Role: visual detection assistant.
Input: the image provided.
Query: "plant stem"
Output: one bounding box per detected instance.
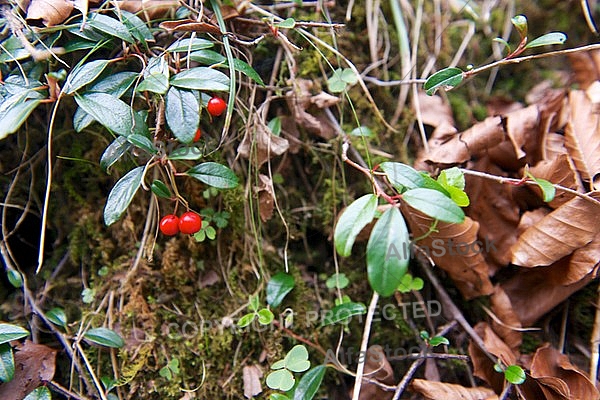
[351,292,379,400]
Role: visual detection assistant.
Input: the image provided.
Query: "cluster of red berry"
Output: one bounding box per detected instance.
[159,212,202,236]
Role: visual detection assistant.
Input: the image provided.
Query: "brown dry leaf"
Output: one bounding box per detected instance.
[419,116,505,166]
[159,19,221,35]
[351,345,394,400]
[468,322,517,393]
[237,115,289,167]
[465,158,521,270]
[530,343,599,400]
[116,0,179,20]
[528,154,580,208]
[505,105,541,160]
[242,364,263,399]
[286,80,338,140]
[417,92,455,128]
[510,192,600,267]
[564,90,600,189]
[410,379,499,400]
[567,50,600,89]
[256,174,275,222]
[501,268,593,326]
[490,286,522,351]
[26,0,73,27]
[0,340,57,400]
[401,205,494,299]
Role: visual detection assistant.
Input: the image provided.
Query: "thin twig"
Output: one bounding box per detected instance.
[392,354,424,400]
[351,292,380,400]
[590,280,600,383]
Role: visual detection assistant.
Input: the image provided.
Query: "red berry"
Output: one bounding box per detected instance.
[207,96,227,117]
[179,211,202,234]
[194,128,202,142]
[160,214,179,236]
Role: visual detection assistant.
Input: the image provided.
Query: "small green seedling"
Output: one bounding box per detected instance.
[326,273,349,289]
[420,330,450,347]
[397,274,424,293]
[159,358,180,380]
[266,345,311,391]
[494,362,526,385]
[238,295,274,327]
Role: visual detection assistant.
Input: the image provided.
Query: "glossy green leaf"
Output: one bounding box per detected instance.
[325,273,349,289]
[444,186,470,207]
[293,365,326,400]
[100,136,131,172]
[0,323,29,345]
[0,36,30,63]
[0,343,14,383]
[366,207,410,297]
[266,272,295,307]
[530,175,555,202]
[504,364,526,385]
[268,117,282,136]
[137,73,169,94]
[151,180,171,198]
[428,336,449,347]
[6,270,22,288]
[511,15,528,39]
[121,10,153,45]
[493,37,511,53]
[83,327,125,348]
[188,51,264,85]
[270,394,290,400]
[257,309,274,325]
[232,58,265,86]
[64,59,110,94]
[284,345,310,373]
[321,302,366,326]
[275,17,296,29]
[167,38,214,52]
[525,32,567,49]
[88,71,138,97]
[23,386,51,400]
[171,67,230,91]
[186,162,238,189]
[0,98,42,140]
[402,188,465,223]
[237,313,255,328]
[397,274,424,293]
[127,134,155,154]
[167,145,203,160]
[334,194,378,257]
[104,166,144,226]
[73,107,95,132]
[249,295,260,312]
[75,92,145,136]
[266,369,295,391]
[380,162,425,191]
[423,67,464,95]
[88,13,134,43]
[271,359,286,370]
[46,307,67,329]
[438,167,465,189]
[165,87,199,143]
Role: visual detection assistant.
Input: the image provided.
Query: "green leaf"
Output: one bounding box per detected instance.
[127,134,155,154]
[232,58,265,86]
[350,126,374,137]
[237,313,255,328]
[186,162,239,189]
[46,307,67,329]
[397,274,423,293]
[0,36,30,63]
[402,188,465,223]
[266,369,295,391]
[284,345,310,373]
[327,68,357,93]
[82,288,95,304]
[165,87,199,143]
[167,145,203,160]
[275,17,296,29]
[366,207,410,297]
[104,166,144,226]
[525,32,567,49]
[530,176,555,202]
[75,92,146,136]
[325,273,349,289]
[293,365,326,400]
[137,73,169,94]
[88,13,134,43]
[428,336,449,347]
[271,359,286,370]
[6,270,23,288]
[249,295,260,312]
[380,162,426,191]
[0,98,42,140]
[171,67,230,91]
[167,38,214,52]
[0,343,14,383]
[23,386,51,400]
[334,194,378,257]
[121,10,154,46]
[83,327,125,348]
[270,394,291,400]
[420,330,430,340]
[151,180,171,199]
[88,71,138,97]
[100,136,131,172]
[266,272,295,307]
[321,302,367,326]
[189,49,227,65]
[257,309,274,325]
[438,167,465,189]
[64,59,110,94]
[511,15,528,39]
[0,323,29,345]
[504,364,526,385]
[423,67,464,95]
[268,117,282,136]
[73,107,95,132]
[444,186,470,207]
[493,37,511,54]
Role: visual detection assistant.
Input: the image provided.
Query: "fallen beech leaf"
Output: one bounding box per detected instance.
[116,0,179,20]
[528,154,580,208]
[501,268,593,326]
[468,322,517,393]
[0,340,57,400]
[510,192,600,267]
[237,115,289,167]
[417,92,455,128]
[242,364,263,399]
[401,205,494,299]
[410,379,498,400]
[567,50,600,89]
[490,286,522,351]
[505,105,541,160]
[564,90,600,190]
[256,174,275,222]
[530,343,599,400]
[350,345,394,400]
[26,0,73,27]
[159,19,221,35]
[486,96,523,116]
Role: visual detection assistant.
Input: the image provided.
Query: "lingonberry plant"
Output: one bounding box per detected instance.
[207,96,227,117]
[178,211,202,235]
